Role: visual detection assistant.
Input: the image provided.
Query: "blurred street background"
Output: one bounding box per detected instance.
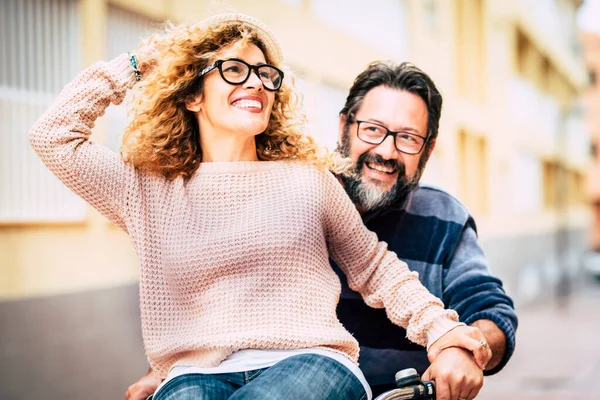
[1,0,600,399]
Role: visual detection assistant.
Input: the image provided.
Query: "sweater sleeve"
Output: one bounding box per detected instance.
[322,171,462,348]
[443,217,518,374]
[29,54,140,230]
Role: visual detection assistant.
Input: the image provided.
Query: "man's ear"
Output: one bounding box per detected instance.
[338,114,348,145]
[185,94,203,113]
[424,138,437,163]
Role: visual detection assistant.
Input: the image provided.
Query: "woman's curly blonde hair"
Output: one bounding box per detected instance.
[122,19,348,180]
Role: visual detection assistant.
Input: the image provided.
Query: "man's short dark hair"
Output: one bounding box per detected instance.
[340,62,443,145]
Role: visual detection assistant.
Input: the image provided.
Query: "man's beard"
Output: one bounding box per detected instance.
[337,131,425,212]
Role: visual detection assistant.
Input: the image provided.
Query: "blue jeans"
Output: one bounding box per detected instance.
[153,353,368,400]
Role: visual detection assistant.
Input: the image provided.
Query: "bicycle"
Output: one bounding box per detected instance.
[374,368,435,400]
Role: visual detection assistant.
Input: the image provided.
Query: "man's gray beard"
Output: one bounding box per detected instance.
[337,129,424,211]
[340,167,420,212]
[341,173,401,211]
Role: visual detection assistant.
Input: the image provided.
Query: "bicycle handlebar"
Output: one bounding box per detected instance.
[373,368,436,400]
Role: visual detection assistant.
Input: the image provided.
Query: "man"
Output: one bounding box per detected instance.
[333,62,517,399]
[126,62,517,400]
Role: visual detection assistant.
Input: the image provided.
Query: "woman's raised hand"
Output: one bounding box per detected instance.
[132,37,165,77]
[427,325,493,371]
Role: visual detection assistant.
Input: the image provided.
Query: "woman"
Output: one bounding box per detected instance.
[30,13,490,400]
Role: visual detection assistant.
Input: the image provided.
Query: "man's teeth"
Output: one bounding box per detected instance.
[233,99,262,109]
[367,162,395,174]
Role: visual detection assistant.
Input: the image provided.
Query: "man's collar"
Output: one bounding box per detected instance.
[362,190,412,222]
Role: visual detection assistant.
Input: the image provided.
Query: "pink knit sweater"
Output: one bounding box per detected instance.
[29,54,461,378]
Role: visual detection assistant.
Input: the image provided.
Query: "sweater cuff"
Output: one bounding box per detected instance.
[107,53,138,90]
[426,317,465,350]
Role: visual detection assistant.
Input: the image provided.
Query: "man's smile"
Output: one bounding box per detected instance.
[365,162,397,175]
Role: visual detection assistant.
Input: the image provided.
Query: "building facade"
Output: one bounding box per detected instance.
[0,0,590,399]
[582,32,600,252]
[408,0,589,303]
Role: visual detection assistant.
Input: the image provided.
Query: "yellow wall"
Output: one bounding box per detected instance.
[582,32,600,248]
[0,0,403,299]
[1,0,590,299]
[418,0,589,240]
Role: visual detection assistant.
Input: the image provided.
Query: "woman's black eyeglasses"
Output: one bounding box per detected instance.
[199,58,284,91]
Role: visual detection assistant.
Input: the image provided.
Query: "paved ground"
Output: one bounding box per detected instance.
[477,278,600,400]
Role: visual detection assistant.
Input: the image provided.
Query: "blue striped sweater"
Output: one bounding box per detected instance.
[333,184,517,386]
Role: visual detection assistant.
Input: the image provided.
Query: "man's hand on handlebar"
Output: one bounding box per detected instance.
[422,347,484,400]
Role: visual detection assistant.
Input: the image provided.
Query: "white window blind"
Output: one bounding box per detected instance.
[511,152,542,213]
[315,83,347,150]
[310,0,409,57]
[0,0,83,223]
[104,6,159,152]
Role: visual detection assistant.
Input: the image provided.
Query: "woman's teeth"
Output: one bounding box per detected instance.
[233,99,262,109]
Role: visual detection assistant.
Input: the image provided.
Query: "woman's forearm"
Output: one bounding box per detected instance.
[29,54,139,228]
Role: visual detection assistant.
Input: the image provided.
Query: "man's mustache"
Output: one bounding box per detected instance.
[355,153,406,177]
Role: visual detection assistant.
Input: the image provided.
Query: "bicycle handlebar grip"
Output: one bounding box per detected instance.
[373,382,435,400]
[373,368,435,400]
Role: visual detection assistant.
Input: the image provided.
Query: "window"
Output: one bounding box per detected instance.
[510,153,543,213]
[0,0,84,223]
[542,161,560,209]
[423,0,440,30]
[103,6,160,153]
[564,103,589,163]
[516,29,577,103]
[314,83,347,150]
[515,29,528,77]
[310,0,409,57]
[281,0,304,6]
[456,0,485,102]
[567,171,586,205]
[457,129,488,216]
[293,73,346,151]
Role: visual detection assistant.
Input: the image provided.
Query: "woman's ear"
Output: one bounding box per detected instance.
[185,94,203,112]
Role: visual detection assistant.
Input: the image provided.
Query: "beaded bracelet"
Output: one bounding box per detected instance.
[128,52,142,82]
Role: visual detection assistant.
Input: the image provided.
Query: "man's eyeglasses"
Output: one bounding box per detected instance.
[355,120,428,155]
[199,58,284,91]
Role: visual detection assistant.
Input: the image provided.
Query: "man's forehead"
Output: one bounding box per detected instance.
[359,86,424,110]
[355,86,428,134]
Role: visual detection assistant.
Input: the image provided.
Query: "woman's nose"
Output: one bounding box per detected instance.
[243,69,264,91]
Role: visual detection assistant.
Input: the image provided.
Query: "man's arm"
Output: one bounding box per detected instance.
[443,217,518,375]
[470,319,506,371]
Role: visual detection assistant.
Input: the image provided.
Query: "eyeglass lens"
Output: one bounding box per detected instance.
[357,121,425,154]
[220,60,282,90]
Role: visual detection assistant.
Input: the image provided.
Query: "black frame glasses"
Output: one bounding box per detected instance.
[199,58,284,91]
[355,120,428,155]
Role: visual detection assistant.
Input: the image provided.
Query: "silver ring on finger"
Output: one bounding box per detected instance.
[480,339,488,347]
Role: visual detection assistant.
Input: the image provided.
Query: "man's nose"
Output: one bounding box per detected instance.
[375,134,399,160]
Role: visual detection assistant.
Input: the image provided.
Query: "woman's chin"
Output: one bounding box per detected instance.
[237,124,269,138]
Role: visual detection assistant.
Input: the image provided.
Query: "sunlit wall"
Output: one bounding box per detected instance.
[0,0,593,398]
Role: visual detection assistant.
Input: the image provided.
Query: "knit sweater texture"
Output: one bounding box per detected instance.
[29,54,460,378]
